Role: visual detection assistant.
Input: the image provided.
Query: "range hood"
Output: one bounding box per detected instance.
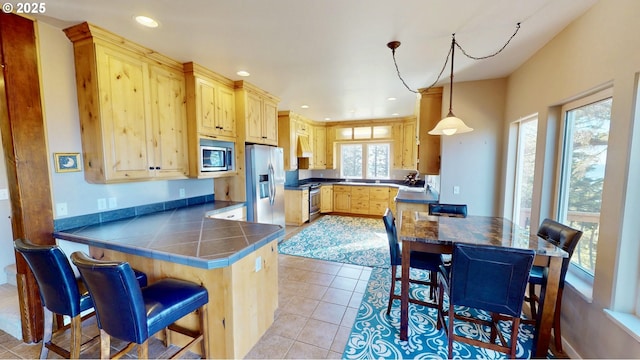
[297,136,313,158]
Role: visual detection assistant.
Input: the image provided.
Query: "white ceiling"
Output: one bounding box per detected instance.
[35,0,597,122]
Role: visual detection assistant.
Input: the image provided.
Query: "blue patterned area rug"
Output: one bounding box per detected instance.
[278,215,389,268]
[343,267,545,359]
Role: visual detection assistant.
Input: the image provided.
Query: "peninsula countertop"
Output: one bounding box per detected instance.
[395,188,439,204]
[53,202,285,270]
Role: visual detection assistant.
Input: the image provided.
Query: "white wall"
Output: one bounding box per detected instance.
[37,21,215,219]
[0,131,14,284]
[439,78,507,217]
[503,0,640,357]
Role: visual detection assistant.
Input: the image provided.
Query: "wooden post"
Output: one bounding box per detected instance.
[0,12,55,342]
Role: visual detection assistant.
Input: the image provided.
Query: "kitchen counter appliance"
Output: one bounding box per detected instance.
[308,183,321,222]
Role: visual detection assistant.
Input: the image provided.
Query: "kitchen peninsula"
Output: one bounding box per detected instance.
[53,203,284,359]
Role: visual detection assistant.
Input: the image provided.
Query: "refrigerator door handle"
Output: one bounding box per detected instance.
[268,163,275,205]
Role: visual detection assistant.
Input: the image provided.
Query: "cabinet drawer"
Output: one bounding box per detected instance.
[333,185,352,193]
[350,200,370,214]
[369,187,389,201]
[369,200,388,216]
[351,187,369,200]
[209,207,246,221]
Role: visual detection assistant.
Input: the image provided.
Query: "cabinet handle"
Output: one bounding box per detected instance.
[202,134,218,139]
[226,214,235,219]
[149,167,154,170]
[155,166,161,170]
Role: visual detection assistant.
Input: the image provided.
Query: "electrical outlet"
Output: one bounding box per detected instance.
[255,256,262,272]
[97,198,106,210]
[0,188,8,200]
[56,203,68,216]
[453,186,460,195]
[108,197,117,209]
[179,188,186,198]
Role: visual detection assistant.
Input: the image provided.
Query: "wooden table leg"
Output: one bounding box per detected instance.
[533,255,562,358]
[400,241,411,341]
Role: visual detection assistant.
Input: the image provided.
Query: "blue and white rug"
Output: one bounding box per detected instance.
[279,215,389,268]
[343,266,541,359]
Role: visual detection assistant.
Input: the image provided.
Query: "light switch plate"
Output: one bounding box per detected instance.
[0,188,8,200]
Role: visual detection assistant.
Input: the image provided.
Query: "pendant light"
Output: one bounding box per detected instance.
[428,35,473,136]
[386,23,521,136]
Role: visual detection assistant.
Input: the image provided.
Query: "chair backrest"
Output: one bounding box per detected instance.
[537,218,583,284]
[71,251,148,344]
[449,243,535,317]
[14,239,85,317]
[382,208,401,266]
[429,203,467,217]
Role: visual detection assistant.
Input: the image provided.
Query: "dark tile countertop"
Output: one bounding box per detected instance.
[53,202,284,270]
[284,179,426,190]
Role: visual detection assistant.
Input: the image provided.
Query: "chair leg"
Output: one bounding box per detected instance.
[100,329,111,360]
[387,265,397,315]
[510,317,521,357]
[447,304,455,359]
[553,289,564,353]
[528,284,538,320]
[429,270,437,300]
[70,314,82,359]
[200,304,210,358]
[40,307,53,359]
[137,340,149,360]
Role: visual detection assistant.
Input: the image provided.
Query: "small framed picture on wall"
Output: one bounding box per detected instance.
[54,153,82,173]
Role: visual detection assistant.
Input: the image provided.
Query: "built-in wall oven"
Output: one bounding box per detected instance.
[309,183,321,222]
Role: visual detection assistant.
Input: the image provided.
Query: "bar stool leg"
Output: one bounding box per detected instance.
[200,304,209,358]
[41,307,53,359]
[100,329,111,360]
[70,314,82,359]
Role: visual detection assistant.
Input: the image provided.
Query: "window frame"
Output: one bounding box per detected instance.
[338,141,391,180]
[555,87,613,283]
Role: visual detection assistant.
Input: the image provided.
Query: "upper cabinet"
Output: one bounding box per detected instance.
[184,62,236,141]
[392,120,417,170]
[236,81,279,146]
[313,126,327,169]
[64,22,188,183]
[417,87,443,174]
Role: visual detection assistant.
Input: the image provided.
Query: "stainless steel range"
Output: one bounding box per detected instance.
[308,183,321,222]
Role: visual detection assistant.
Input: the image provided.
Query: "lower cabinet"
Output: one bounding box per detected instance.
[333,185,351,213]
[285,189,309,226]
[320,185,333,213]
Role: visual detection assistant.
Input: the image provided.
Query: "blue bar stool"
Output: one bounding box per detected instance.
[71,251,209,359]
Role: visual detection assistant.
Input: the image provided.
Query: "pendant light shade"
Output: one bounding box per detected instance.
[428,112,473,135]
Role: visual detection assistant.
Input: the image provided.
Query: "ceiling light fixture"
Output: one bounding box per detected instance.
[387,23,521,136]
[236,70,250,77]
[135,15,159,28]
[301,104,309,109]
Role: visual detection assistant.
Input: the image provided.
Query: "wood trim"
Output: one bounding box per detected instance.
[0,12,54,342]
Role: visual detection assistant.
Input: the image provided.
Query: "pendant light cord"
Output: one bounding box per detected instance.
[389,23,521,93]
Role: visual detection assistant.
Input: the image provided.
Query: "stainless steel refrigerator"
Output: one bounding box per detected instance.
[245,144,285,228]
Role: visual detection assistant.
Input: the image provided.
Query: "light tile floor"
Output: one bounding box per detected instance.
[0,221,370,359]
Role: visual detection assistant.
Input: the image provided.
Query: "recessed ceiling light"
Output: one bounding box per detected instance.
[236,70,250,77]
[392,113,400,116]
[324,117,331,121]
[301,105,309,109]
[387,97,397,101]
[135,15,159,28]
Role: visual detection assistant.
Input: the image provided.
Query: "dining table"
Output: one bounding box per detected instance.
[398,211,568,358]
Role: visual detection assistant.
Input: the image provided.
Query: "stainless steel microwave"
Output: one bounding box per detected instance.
[200,146,233,172]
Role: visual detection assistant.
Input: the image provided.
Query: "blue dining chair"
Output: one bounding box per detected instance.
[383,208,444,315]
[13,239,148,359]
[437,243,535,358]
[428,203,468,217]
[526,218,582,353]
[71,251,209,359]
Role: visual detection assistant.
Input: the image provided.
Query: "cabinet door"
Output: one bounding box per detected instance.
[195,77,219,136]
[96,45,152,180]
[262,99,279,145]
[326,127,335,169]
[149,65,188,179]
[320,185,333,213]
[314,127,327,169]
[217,84,236,138]
[245,91,264,143]
[284,190,302,225]
[301,189,310,222]
[333,189,351,213]
[402,122,417,169]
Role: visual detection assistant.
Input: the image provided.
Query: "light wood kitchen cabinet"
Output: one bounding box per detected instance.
[208,206,246,221]
[320,185,333,213]
[417,87,443,174]
[312,126,327,169]
[285,189,309,226]
[369,186,390,216]
[350,186,370,215]
[237,81,279,146]
[184,62,236,141]
[326,127,336,169]
[64,22,188,183]
[392,120,418,170]
[333,185,351,213]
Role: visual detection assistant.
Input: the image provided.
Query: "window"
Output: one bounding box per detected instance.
[340,143,390,179]
[558,89,612,276]
[512,116,538,236]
